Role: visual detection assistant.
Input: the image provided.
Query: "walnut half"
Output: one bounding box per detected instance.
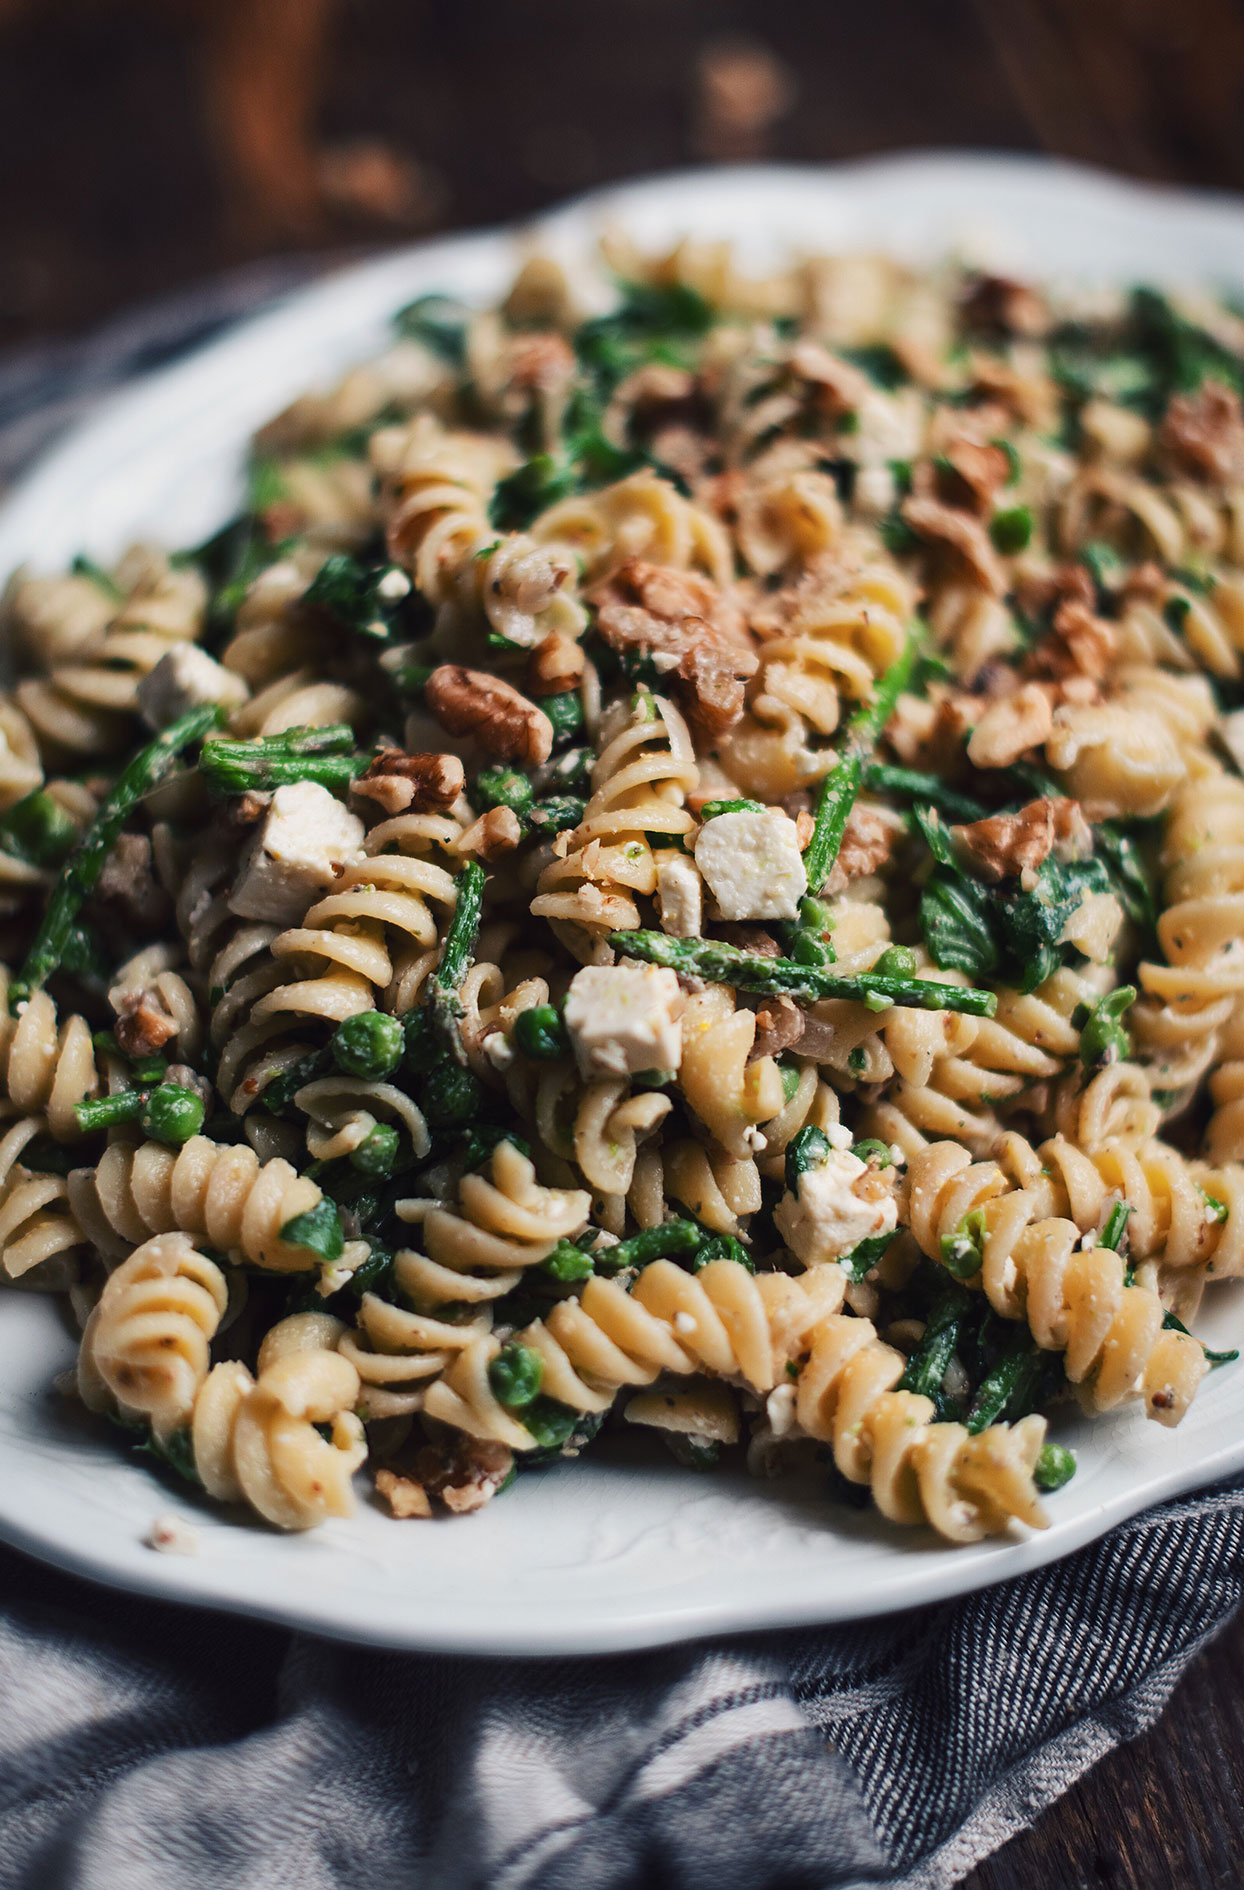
[424,665,554,767]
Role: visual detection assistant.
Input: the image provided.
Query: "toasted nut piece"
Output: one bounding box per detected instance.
[961,273,1051,339]
[114,991,179,1059]
[901,496,1007,595]
[1026,599,1117,703]
[951,795,1090,886]
[825,803,899,893]
[453,804,523,861]
[374,1469,433,1519]
[352,749,466,816]
[966,682,1053,770]
[413,1438,514,1513]
[526,631,585,696]
[749,994,805,1062]
[1160,379,1244,484]
[425,666,553,767]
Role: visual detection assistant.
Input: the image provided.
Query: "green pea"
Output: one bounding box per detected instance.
[989,505,1033,554]
[941,1206,987,1279]
[513,1005,569,1060]
[543,692,585,747]
[141,1084,206,1148]
[422,1061,482,1127]
[1034,1442,1077,1492]
[349,1124,399,1176]
[488,1342,544,1410]
[474,767,534,816]
[874,944,917,979]
[541,1239,595,1282]
[519,1395,581,1450]
[1079,985,1135,1072]
[779,1063,802,1105]
[789,930,832,967]
[332,1010,404,1079]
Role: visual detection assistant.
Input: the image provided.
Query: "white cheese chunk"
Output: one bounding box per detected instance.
[774,1148,898,1268]
[656,853,703,938]
[564,964,684,1080]
[228,781,365,925]
[137,644,248,730]
[694,809,807,922]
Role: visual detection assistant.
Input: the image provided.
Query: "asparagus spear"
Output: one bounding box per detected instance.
[862,764,988,824]
[428,859,487,1059]
[613,930,997,1017]
[803,631,917,893]
[200,725,366,795]
[10,703,219,1011]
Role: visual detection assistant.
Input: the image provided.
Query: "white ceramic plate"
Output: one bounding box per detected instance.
[2,154,1244,1655]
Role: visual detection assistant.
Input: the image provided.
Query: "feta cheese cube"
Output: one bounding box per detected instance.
[774,1147,898,1268]
[657,854,703,938]
[137,644,248,730]
[228,781,365,925]
[564,964,684,1080]
[694,809,807,922]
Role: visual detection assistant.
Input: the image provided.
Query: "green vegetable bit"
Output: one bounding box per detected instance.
[1034,1442,1077,1492]
[1079,986,1135,1071]
[1099,1201,1131,1252]
[614,930,997,1018]
[427,859,487,1058]
[513,1005,570,1061]
[941,1207,987,1280]
[0,789,80,869]
[200,725,366,795]
[474,767,534,817]
[332,1010,405,1080]
[988,505,1033,554]
[489,1342,545,1411]
[350,1124,400,1177]
[280,1198,345,1264]
[12,703,220,1011]
[785,1125,829,1194]
[803,630,918,895]
[141,1084,206,1147]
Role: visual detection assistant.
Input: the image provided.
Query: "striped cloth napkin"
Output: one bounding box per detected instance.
[0,271,1241,1890]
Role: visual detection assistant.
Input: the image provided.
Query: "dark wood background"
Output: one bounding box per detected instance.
[1,1,1243,1882]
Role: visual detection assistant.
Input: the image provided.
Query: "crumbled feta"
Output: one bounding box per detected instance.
[376,566,411,602]
[145,1513,199,1556]
[137,644,248,730]
[484,1031,517,1071]
[657,854,703,938]
[694,809,807,922]
[228,781,365,925]
[774,1147,898,1267]
[825,1121,853,1150]
[564,964,684,1080]
[765,1382,797,1438]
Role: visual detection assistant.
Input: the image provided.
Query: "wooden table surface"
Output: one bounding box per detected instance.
[1,1,1243,1881]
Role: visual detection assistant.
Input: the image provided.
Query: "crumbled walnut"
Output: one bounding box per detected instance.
[964,353,1059,433]
[961,273,1051,339]
[966,682,1054,770]
[885,690,977,771]
[939,436,1012,515]
[794,809,815,849]
[900,496,1007,595]
[649,424,712,484]
[786,341,872,414]
[374,1468,433,1519]
[825,804,897,893]
[1121,561,1166,603]
[749,994,805,1061]
[454,804,523,861]
[1159,379,1244,483]
[526,632,585,696]
[591,559,758,739]
[951,795,1090,886]
[608,362,696,412]
[93,832,171,932]
[1026,599,1118,703]
[1013,562,1095,622]
[506,330,576,394]
[716,924,782,957]
[413,1437,514,1513]
[352,748,466,816]
[113,990,178,1059]
[424,666,553,767]
[230,790,272,829]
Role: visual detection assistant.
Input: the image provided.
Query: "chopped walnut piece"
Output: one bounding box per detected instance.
[93,832,172,932]
[374,1468,433,1519]
[1121,561,1166,603]
[1026,599,1118,703]
[113,990,178,1059]
[1013,562,1095,622]
[716,924,782,957]
[825,804,898,893]
[886,690,977,772]
[951,795,1091,886]
[425,666,553,767]
[454,804,523,861]
[966,683,1054,770]
[352,749,466,817]
[413,1438,514,1513]
[964,353,1059,433]
[786,341,872,414]
[526,632,585,696]
[900,496,1007,595]
[749,994,805,1061]
[961,273,1051,339]
[937,435,1012,515]
[506,331,576,394]
[1159,379,1244,484]
[591,559,758,739]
